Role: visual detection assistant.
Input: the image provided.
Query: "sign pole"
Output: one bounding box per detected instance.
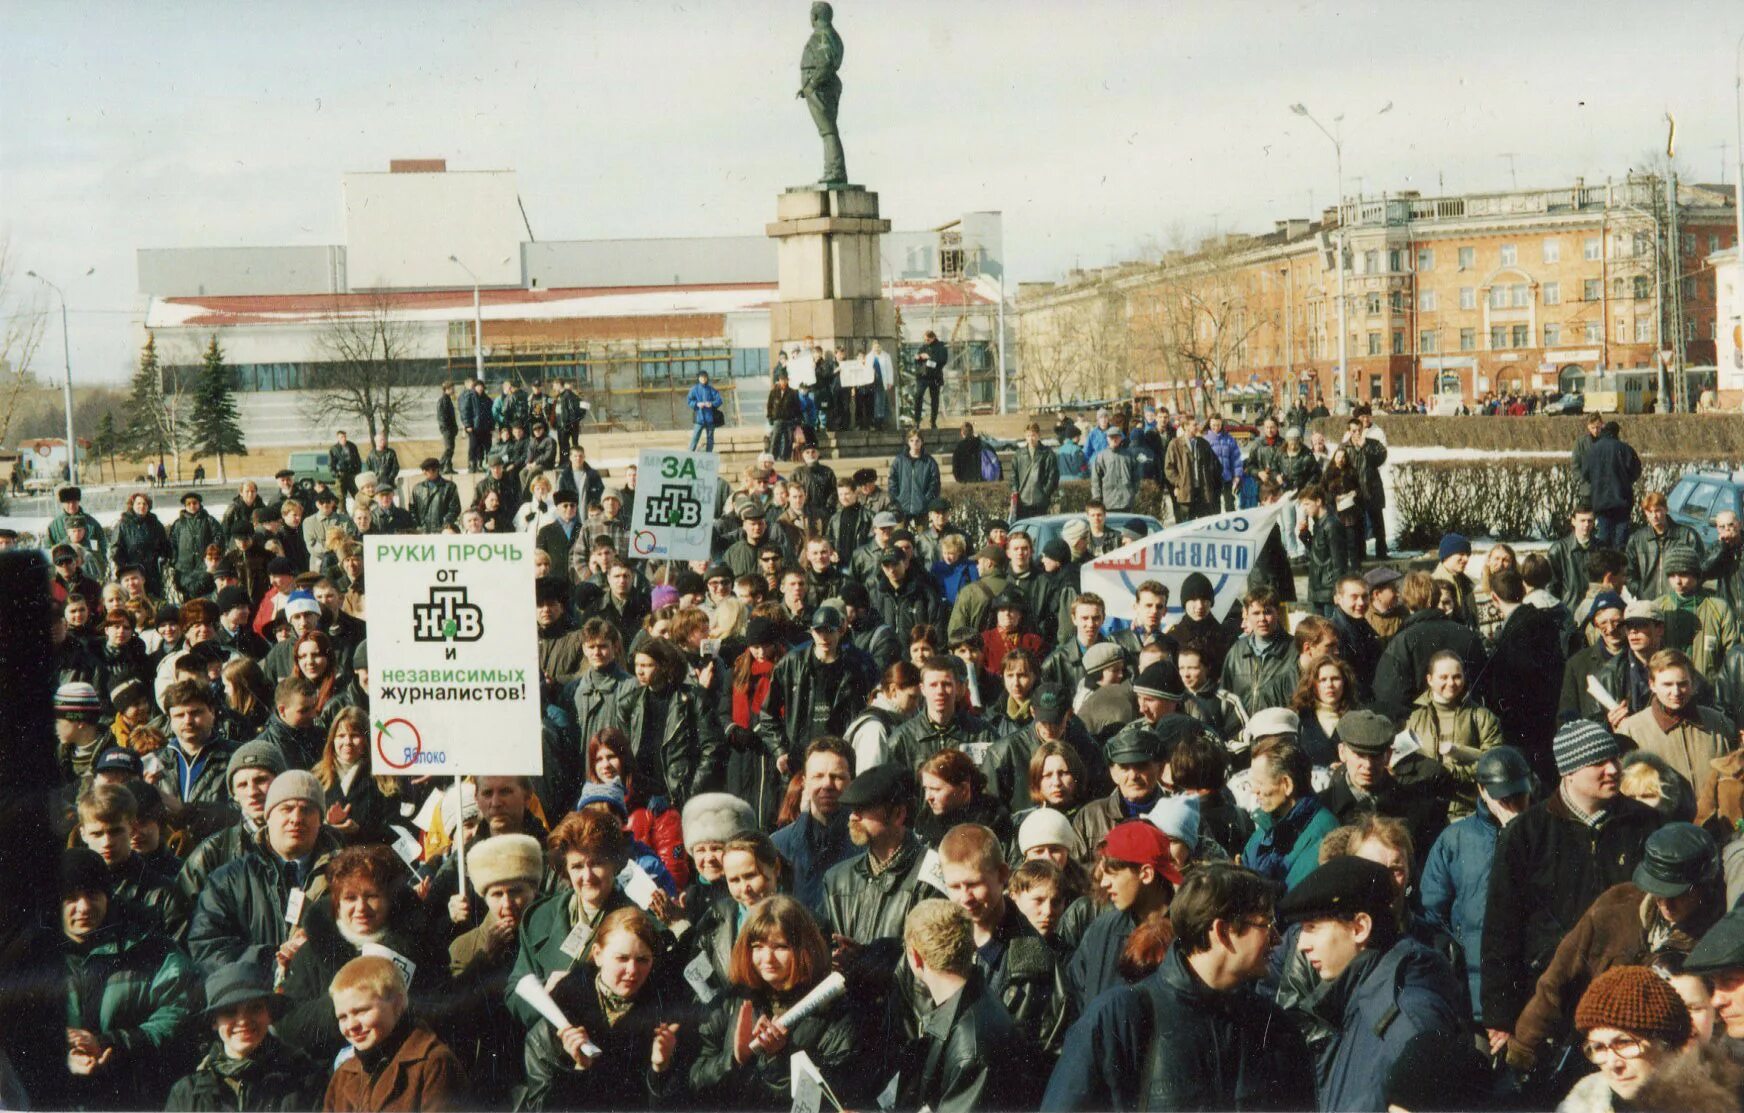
[453,776,469,898]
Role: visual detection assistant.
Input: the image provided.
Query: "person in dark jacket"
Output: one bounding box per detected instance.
[769,739,857,914]
[1277,856,1463,1113]
[890,430,943,523]
[614,637,723,809]
[868,547,946,639]
[60,848,198,1112]
[1481,720,1663,1037]
[1476,569,1569,780]
[436,381,460,473]
[1317,709,1456,872]
[1372,587,1488,712]
[1011,422,1060,519]
[328,430,363,502]
[113,491,172,597]
[1064,820,1182,1013]
[460,379,494,473]
[411,458,462,533]
[1041,863,1317,1112]
[913,330,948,429]
[890,899,1034,1112]
[950,421,985,484]
[766,371,802,460]
[165,961,323,1112]
[1626,489,1707,600]
[820,764,936,946]
[1580,421,1642,550]
[689,895,869,1110]
[1219,589,1299,715]
[1298,484,1354,615]
[754,605,879,776]
[1547,503,1600,613]
[169,491,225,591]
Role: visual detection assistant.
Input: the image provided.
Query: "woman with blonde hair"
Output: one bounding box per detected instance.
[312,706,402,845]
[515,470,558,534]
[1476,542,1518,644]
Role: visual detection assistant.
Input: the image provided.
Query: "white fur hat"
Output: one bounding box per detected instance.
[682,793,757,852]
[1017,807,1084,857]
[467,834,543,893]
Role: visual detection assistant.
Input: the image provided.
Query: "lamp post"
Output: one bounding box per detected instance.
[25,266,92,485]
[1291,103,1348,411]
[1734,33,1743,371]
[448,255,485,384]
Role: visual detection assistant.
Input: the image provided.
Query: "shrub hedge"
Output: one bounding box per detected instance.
[1312,414,1744,455]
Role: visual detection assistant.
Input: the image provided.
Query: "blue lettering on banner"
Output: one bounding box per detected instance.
[1151,540,1252,572]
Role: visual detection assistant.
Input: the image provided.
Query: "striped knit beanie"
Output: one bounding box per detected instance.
[1554,719,1623,778]
[1573,965,1692,1047]
[53,682,102,723]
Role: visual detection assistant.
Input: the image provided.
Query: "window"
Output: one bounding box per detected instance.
[1636,318,1652,342]
[1683,234,1696,253]
[1683,277,1696,299]
[1543,281,1561,305]
[1584,321,1602,343]
[1389,290,1403,312]
[1511,324,1530,348]
[1584,237,1601,261]
[1542,239,1561,263]
[1417,248,1435,271]
[1366,292,1382,315]
[1500,244,1518,266]
[1419,290,1438,311]
[1686,319,1698,340]
[1510,284,1530,308]
[1489,286,1509,310]
[1364,250,1380,274]
[1617,322,1630,344]
[1367,332,1382,355]
[1460,286,1476,310]
[1420,330,1438,353]
[1388,249,1405,272]
[1458,246,1475,270]
[1583,278,1601,301]
[1460,328,1477,351]
[1392,330,1405,355]
[1543,323,1561,346]
[1711,235,1722,253]
[1633,276,1651,300]
[1490,326,1508,349]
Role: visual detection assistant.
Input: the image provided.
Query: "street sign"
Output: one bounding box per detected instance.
[629,448,720,563]
[364,536,541,776]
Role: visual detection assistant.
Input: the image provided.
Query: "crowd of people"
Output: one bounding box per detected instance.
[15,394,1744,1113]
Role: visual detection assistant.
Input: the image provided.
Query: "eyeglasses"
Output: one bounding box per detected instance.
[1582,1035,1650,1063]
[1237,917,1281,941]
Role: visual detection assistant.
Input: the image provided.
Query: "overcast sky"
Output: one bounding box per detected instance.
[3,0,1741,383]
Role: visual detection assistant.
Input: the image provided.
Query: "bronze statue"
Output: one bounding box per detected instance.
[798,1,846,185]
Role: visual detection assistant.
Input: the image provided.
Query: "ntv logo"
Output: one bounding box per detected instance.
[412,586,485,642]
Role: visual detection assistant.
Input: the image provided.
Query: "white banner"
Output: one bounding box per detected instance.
[787,352,817,387]
[629,449,720,563]
[1080,500,1291,624]
[364,536,542,776]
[837,358,873,388]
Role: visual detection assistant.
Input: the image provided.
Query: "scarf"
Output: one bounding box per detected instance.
[596,976,635,1027]
[732,657,778,729]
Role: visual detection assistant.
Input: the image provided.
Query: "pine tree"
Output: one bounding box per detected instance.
[190,335,246,484]
[125,334,167,463]
[91,410,121,483]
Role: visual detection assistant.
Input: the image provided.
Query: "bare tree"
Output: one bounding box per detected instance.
[307,292,420,441]
[1126,237,1267,415]
[0,236,47,448]
[1014,280,1129,408]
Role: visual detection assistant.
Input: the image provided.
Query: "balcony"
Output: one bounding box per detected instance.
[1339,181,1657,229]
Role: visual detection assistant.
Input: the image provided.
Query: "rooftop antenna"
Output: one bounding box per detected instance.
[1499,152,1519,190]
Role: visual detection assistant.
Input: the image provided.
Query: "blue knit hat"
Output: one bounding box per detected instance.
[1438,533,1472,562]
[1590,591,1627,618]
[578,780,628,818]
[1554,719,1623,777]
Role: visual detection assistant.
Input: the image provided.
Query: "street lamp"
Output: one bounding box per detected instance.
[1291,103,1348,410]
[25,266,93,485]
[448,255,486,385]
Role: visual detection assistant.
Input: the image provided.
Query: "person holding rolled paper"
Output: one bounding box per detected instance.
[516,906,687,1111]
[689,894,866,1109]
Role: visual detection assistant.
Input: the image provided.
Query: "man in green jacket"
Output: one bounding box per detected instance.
[1657,545,1740,678]
[1010,422,1060,520]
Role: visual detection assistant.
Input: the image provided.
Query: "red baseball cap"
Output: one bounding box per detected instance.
[1102,820,1184,886]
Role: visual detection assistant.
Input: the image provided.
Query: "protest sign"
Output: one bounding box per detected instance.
[1079,500,1293,624]
[629,448,719,563]
[365,536,541,776]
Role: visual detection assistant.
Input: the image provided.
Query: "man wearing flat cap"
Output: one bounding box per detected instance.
[1508,821,1723,1071]
[1318,707,1456,863]
[820,764,934,948]
[1278,856,1463,1113]
[1481,719,1663,1044]
[1071,720,1179,864]
[411,456,461,534]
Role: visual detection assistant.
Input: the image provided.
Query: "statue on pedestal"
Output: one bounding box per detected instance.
[797,2,847,185]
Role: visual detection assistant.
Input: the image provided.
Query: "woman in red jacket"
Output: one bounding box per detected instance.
[587,726,690,889]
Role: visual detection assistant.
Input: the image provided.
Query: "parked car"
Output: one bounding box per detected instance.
[1542,392,1585,415]
[1667,468,1744,545]
[1008,511,1166,553]
[286,450,335,485]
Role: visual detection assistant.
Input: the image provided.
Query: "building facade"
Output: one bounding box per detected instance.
[1017,176,1737,413]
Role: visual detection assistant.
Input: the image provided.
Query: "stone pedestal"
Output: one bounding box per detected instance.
[766,185,897,362]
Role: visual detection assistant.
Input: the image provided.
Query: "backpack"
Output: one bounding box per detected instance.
[979,446,1003,483]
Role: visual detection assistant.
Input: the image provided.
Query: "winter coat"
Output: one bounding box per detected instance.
[113,508,172,592]
[1163,435,1221,506]
[1041,943,1316,1113]
[1219,635,1299,715]
[365,447,401,490]
[887,710,991,776]
[1089,447,1140,512]
[819,833,934,943]
[892,969,1032,1113]
[165,1036,324,1112]
[1406,693,1505,811]
[503,888,645,1030]
[1617,704,1738,792]
[1479,791,1662,1030]
[1579,432,1641,515]
[1314,937,1462,1113]
[63,903,198,1111]
[867,568,946,640]
[1659,589,1742,678]
[1373,609,1489,711]
[1011,443,1060,512]
[888,451,942,520]
[1243,794,1342,890]
[686,381,724,425]
[1699,747,1744,835]
[1063,904,1146,1015]
[1303,511,1354,605]
[186,828,342,974]
[771,808,856,915]
[1626,523,1705,600]
[1205,429,1244,484]
[689,988,866,1111]
[323,1020,466,1112]
[412,477,461,533]
[753,646,880,769]
[611,680,724,810]
[1420,807,1504,1020]
[1055,440,1088,481]
[1547,533,1595,613]
[515,963,684,1112]
[170,508,225,576]
[1277,446,1321,491]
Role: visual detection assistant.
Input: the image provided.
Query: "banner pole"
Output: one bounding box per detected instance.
[454,776,469,898]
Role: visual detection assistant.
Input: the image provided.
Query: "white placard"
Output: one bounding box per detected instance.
[284,887,306,927]
[683,951,718,1004]
[617,859,661,910]
[918,849,951,895]
[365,536,541,776]
[1586,675,1622,713]
[788,353,817,387]
[628,449,720,563]
[361,942,417,991]
[837,358,873,389]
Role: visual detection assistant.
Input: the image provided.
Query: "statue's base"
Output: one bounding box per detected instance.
[766,183,896,370]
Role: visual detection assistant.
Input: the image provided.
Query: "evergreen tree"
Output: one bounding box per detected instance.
[91,410,121,483]
[190,334,246,484]
[125,333,167,463]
